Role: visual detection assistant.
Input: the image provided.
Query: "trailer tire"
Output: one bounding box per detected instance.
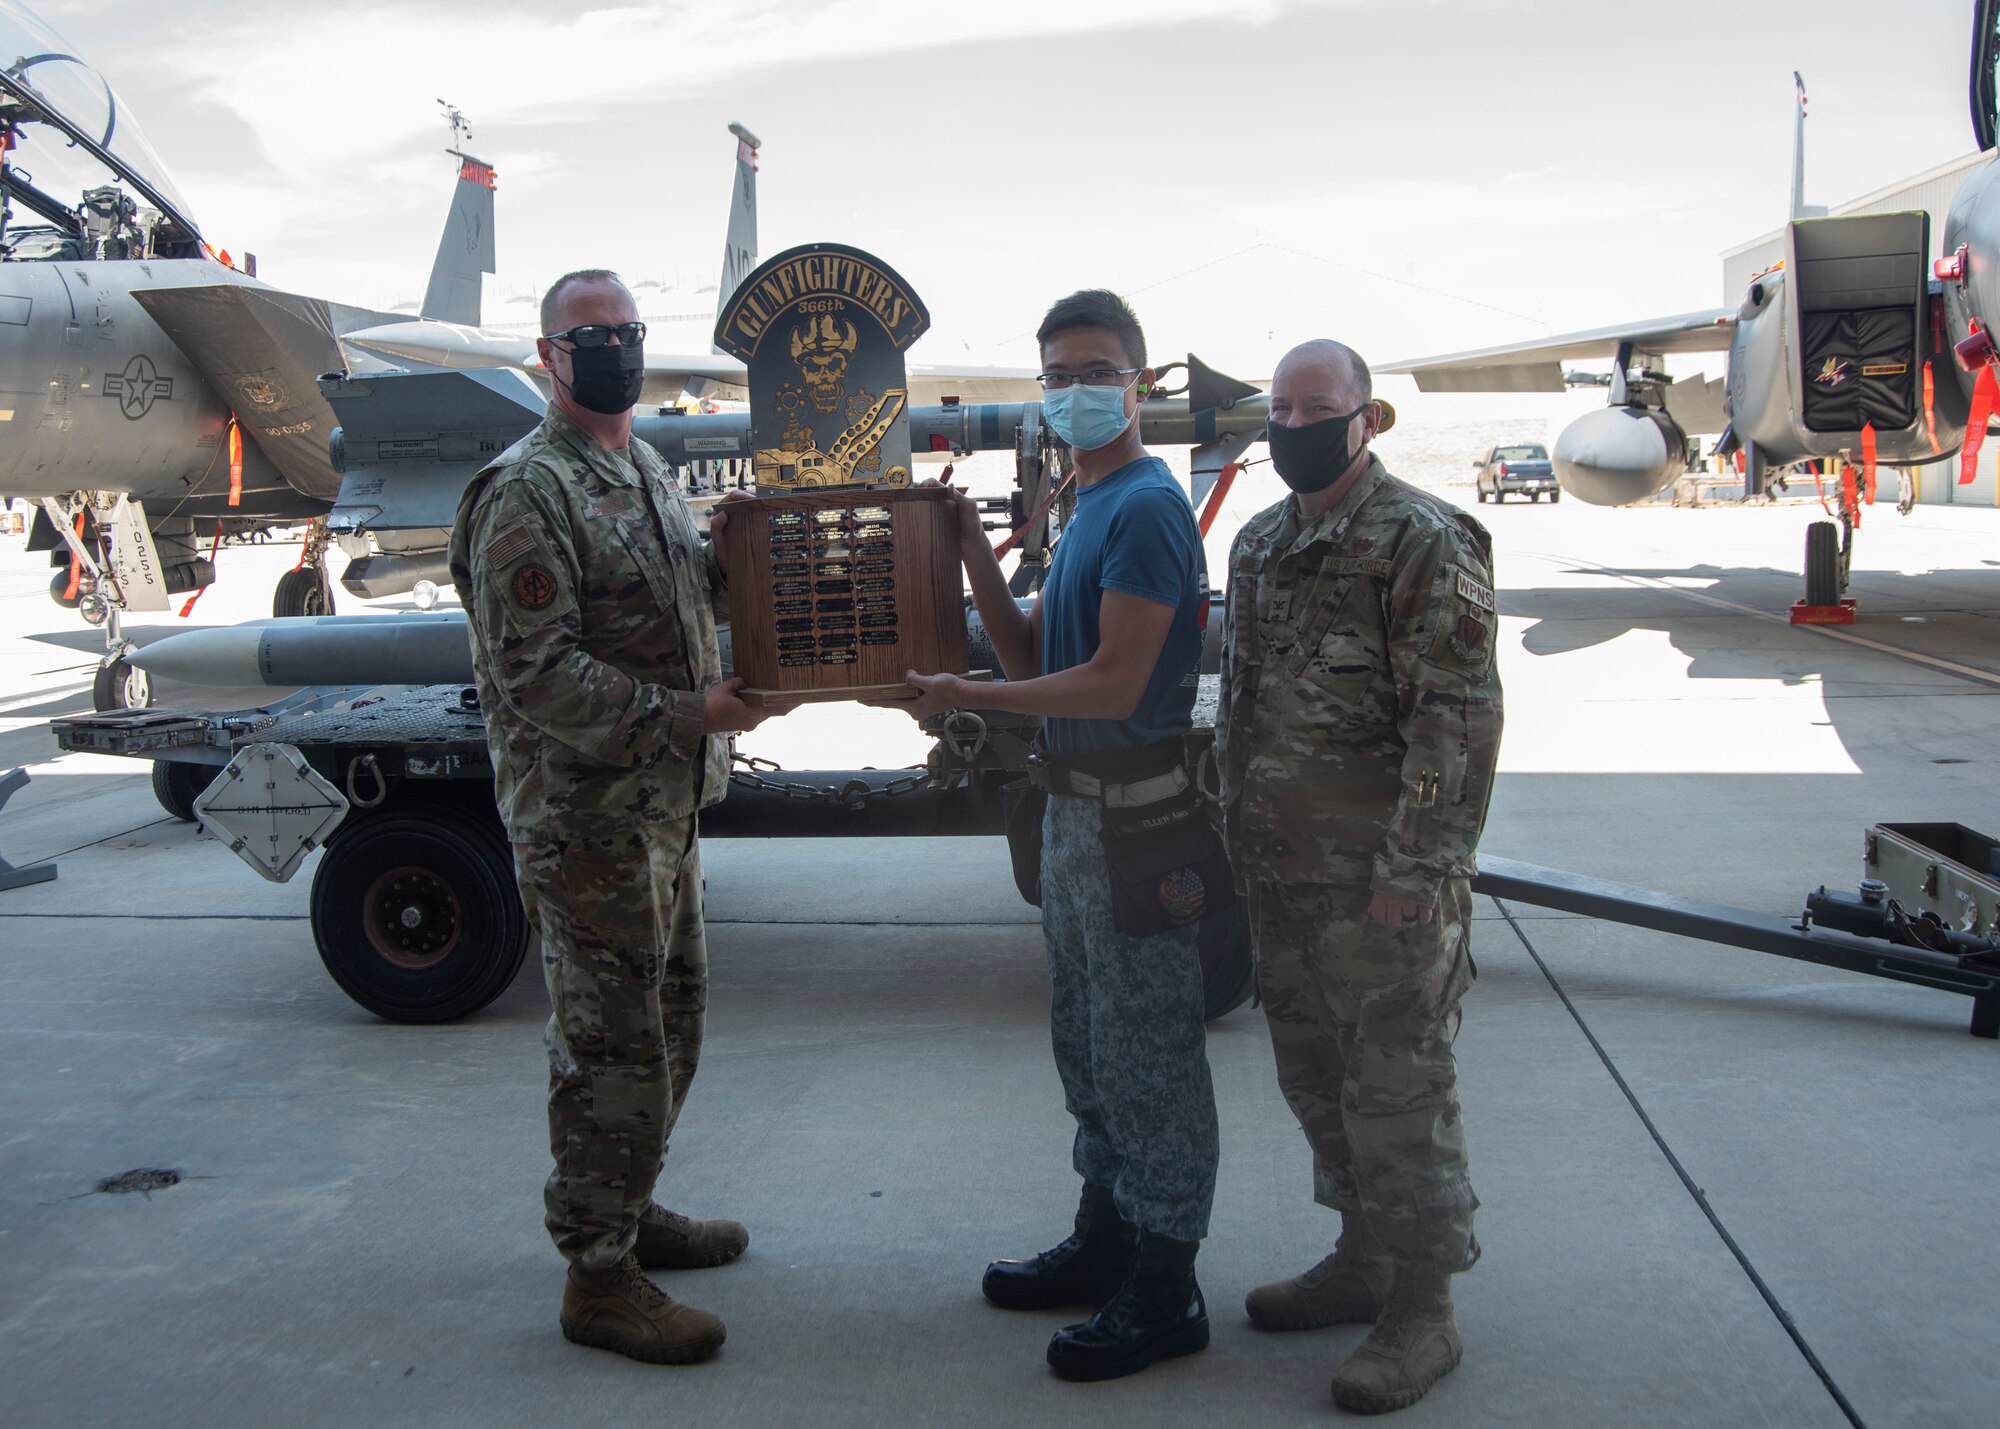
[1198,903,1255,1022]
[310,806,528,1023]
[151,760,216,822]
[1805,520,1840,607]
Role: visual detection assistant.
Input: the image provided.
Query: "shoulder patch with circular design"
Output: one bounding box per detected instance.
[513,563,558,610]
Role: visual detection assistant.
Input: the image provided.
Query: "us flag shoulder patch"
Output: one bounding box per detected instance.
[486,525,537,569]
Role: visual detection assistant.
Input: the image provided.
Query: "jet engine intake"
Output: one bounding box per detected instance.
[1551,405,1688,506]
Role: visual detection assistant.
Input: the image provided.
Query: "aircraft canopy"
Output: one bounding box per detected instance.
[0,1,198,237]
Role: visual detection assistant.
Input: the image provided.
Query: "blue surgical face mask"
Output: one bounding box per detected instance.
[1043,382,1134,451]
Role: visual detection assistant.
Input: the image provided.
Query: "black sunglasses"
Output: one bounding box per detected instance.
[543,322,647,347]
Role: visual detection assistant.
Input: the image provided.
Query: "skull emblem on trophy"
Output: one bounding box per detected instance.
[790,314,860,413]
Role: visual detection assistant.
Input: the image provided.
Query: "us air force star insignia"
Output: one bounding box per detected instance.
[513,564,558,610]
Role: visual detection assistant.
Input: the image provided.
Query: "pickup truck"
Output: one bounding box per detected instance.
[1473,444,1559,503]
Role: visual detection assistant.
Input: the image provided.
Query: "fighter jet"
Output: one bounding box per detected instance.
[1380,5,2000,608]
[0,1,493,708]
[340,126,1044,411]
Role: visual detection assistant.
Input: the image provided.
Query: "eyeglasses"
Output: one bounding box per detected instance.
[543,322,648,347]
[1035,367,1141,391]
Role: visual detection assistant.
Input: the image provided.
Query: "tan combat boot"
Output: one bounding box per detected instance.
[1330,1267,1461,1413]
[635,1203,749,1270]
[1245,1217,1395,1331]
[560,1252,726,1364]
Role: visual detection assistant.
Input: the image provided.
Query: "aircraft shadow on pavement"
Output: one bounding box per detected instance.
[1504,557,2000,774]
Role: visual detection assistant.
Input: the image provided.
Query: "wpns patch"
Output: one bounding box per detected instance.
[513,563,559,611]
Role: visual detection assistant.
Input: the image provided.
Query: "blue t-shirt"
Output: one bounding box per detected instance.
[1039,455,1207,754]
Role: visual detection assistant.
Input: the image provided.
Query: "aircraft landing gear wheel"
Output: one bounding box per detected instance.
[1197,903,1255,1022]
[273,566,334,618]
[92,656,152,711]
[150,760,217,822]
[310,805,528,1023]
[1804,520,1840,607]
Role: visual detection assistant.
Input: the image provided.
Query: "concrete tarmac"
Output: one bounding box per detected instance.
[1,494,1996,1427]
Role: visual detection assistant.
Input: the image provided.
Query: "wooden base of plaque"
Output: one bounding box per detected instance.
[717,486,975,704]
[739,671,992,709]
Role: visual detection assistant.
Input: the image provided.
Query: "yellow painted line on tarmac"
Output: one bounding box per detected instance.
[1522,551,2000,692]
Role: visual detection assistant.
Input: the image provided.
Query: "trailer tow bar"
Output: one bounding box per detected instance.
[1473,856,2000,1039]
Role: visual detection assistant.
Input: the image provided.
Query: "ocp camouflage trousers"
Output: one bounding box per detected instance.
[512,817,706,1269]
[1249,876,1479,1271]
[1042,794,1219,1243]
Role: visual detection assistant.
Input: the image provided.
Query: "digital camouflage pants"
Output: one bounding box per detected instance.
[512,817,706,1269]
[1041,794,1219,1243]
[1249,874,1479,1271]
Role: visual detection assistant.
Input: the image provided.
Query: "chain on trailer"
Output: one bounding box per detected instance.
[727,753,935,810]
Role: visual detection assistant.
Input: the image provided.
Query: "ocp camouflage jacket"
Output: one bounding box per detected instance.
[1217,456,1504,907]
[448,406,730,842]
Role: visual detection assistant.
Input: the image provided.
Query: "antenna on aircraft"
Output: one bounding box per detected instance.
[1791,72,1828,221]
[438,100,473,151]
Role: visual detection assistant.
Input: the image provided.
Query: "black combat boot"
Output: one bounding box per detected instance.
[982,1182,1137,1311]
[1044,1230,1209,1381]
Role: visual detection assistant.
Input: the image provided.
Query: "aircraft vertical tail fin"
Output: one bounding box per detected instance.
[1790,72,1828,222]
[421,150,497,326]
[713,123,760,355]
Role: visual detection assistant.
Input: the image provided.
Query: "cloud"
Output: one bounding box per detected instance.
[153,0,1288,170]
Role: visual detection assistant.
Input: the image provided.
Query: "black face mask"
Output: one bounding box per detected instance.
[559,341,646,415]
[1265,404,1369,495]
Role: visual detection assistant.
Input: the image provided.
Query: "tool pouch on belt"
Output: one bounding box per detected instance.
[1000,778,1047,906]
[1098,782,1237,939]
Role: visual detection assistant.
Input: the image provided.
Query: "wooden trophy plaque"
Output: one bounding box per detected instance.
[716,486,969,704]
[713,242,980,705]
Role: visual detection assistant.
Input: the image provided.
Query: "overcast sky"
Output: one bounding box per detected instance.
[34,0,1987,389]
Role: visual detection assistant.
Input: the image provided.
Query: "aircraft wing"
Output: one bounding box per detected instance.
[908,366,1042,405]
[135,285,406,503]
[1377,308,1738,393]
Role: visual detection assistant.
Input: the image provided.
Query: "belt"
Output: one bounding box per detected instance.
[1027,744,1191,808]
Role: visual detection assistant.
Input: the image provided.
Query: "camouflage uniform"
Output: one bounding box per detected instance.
[1216,455,1502,1271]
[1041,795,1218,1243]
[448,405,731,1270]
